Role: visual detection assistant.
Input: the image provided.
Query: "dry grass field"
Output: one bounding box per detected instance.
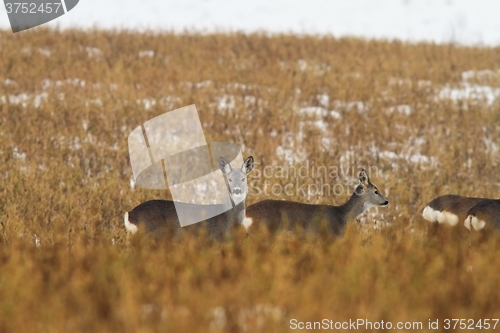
[0,28,500,332]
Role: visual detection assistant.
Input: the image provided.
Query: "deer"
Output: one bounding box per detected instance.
[465,200,500,231]
[243,169,388,235]
[423,194,500,231]
[124,156,254,240]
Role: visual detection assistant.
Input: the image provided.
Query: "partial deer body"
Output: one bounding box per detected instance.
[124,156,254,239]
[423,194,500,231]
[465,200,500,231]
[244,169,388,235]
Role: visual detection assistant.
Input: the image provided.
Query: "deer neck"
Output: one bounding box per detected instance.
[339,192,367,223]
[233,200,246,224]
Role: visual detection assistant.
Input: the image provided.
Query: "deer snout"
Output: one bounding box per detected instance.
[232,188,243,196]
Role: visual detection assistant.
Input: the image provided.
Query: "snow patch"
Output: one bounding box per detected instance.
[138,50,155,58]
[438,83,500,106]
[387,104,412,116]
[298,106,341,119]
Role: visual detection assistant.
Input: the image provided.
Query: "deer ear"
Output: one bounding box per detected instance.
[355,184,365,195]
[219,157,232,174]
[242,156,254,174]
[358,169,370,186]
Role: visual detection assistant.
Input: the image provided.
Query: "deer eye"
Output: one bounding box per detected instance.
[241,178,245,182]
[228,178,233,182]
[375,191,379,195]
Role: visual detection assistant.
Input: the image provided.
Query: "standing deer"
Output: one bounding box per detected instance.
[124,156,254,239]
[423,194,500,231]
[244,169,388,235]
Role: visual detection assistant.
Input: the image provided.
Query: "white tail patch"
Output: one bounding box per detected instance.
[124,212,138,234]
[468,215,486,231]
[437,211,459,226]
[429,209,459,226]
[422,206,458,226]
[422,206,440,222]
[464,215,472,230]
[242,217,253,231]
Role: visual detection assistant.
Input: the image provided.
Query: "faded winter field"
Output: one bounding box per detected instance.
[0,29,500,332]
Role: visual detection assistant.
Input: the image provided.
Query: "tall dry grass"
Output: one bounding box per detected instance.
[0,28,499,332]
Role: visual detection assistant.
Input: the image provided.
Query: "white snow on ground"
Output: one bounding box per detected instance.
[438,83,500,106]
[387,105,412,116]
[298,107,342,119]
[0,92,48,108]
[1,0,500,46]
[378,150,438,166]
[462,69,500,81]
